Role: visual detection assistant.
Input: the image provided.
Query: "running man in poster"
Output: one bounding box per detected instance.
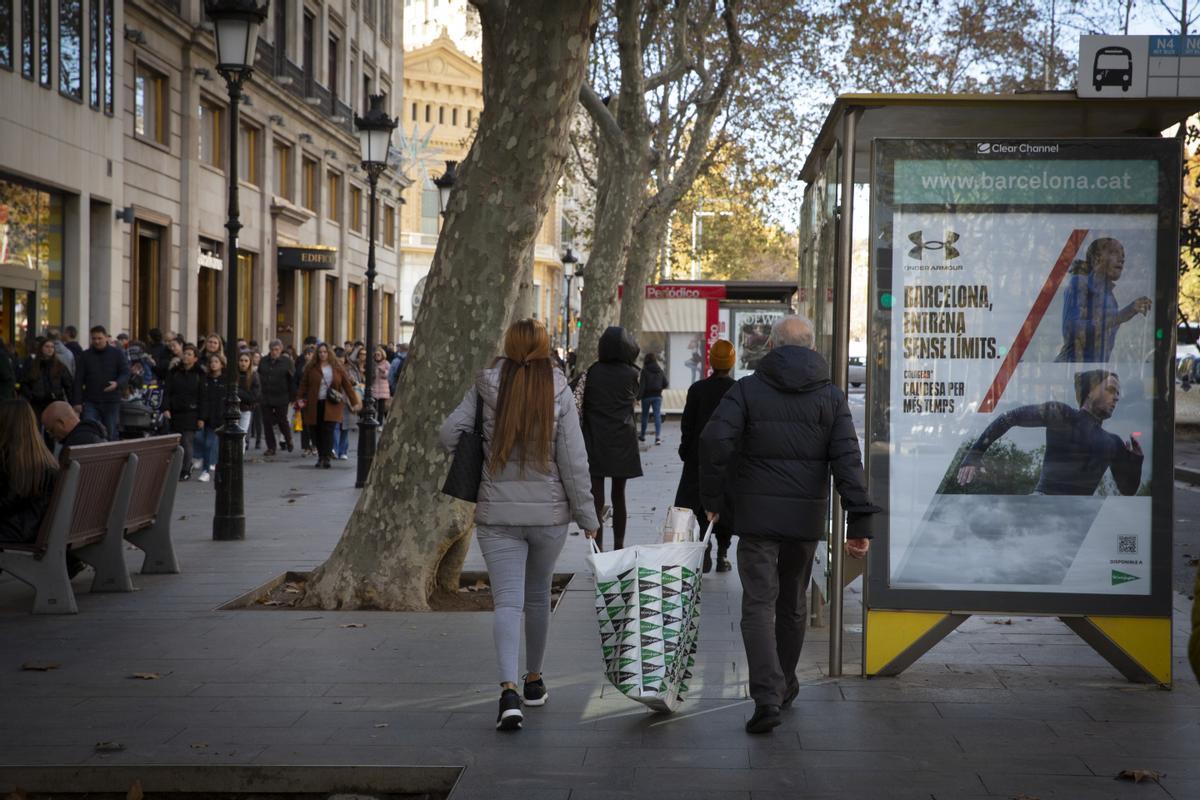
[1055,237,1152,363]
[955,370,1143,496]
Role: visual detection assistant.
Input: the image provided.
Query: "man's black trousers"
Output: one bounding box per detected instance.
[736,536,819,707]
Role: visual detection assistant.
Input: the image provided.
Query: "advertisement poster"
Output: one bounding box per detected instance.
[734,309,784,380]
[868,139,1178,616]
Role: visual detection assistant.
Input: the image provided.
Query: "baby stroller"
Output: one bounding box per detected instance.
[119,382,166,439]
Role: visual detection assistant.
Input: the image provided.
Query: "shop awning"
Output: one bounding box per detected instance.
[643,298,707,332]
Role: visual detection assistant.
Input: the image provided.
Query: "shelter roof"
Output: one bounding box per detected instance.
[800,92,1199,184]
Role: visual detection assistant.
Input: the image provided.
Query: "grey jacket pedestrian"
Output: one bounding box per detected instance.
[439,363,600,531]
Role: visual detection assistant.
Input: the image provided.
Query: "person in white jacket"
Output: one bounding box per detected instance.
[440,318,600,732]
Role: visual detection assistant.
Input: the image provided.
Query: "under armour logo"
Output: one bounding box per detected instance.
[908,230,961,260]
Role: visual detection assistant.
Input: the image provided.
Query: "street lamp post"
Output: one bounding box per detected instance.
[433,160,458,216]
[560,247,578,352]
[353,94,398,489]
[205,0,268,542]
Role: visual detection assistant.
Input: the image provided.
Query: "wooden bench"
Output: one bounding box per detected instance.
[0,435,182,614]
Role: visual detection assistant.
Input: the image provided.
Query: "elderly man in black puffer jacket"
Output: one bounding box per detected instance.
[700,315,878,735]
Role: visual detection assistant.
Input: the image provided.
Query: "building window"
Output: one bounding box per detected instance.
[134,62,168,145]
[20,0,32,78]
[197,239,222,337]
[410,102,416,120]
[271,0,286,73]
[0,0,13,70]
[58,0,81,99]
[132,221,164,341]
[384,204,395,247]
[438,106,444,124]
[382,291,394,343]
[363,0,374,28]
[302,9,314,90]
[238,123,260,185]
[420,184,438,236]
[327,31,339,112]
[273,139,292,200]
[424,104,430,123]
[451,107,457,126]
[379,0,391,43]
[236,251,255,340]
[362,71,371,114]
[323,275,337,342]
[38,0,49,87]
[467,108,473,128]
[0,179,64,352]
[88,0,99,105]
[346,282,360,342]
[102,0,112,112]
[349,185,362,233]
[301,155,318,212]
[326,170,341,223]
[198,98,224,168]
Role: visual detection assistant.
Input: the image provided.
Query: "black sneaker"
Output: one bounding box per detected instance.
[716,556,732,573]
[522,674,548,707]
[496,688,523,731]
[783,681,800,708]
[745,704,782,734]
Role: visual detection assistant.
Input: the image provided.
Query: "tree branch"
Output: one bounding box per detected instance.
[570,128,599,189]
[645,0,694,92]
[579,82,624,145]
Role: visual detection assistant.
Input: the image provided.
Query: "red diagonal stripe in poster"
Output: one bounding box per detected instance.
[978,228,1089,413]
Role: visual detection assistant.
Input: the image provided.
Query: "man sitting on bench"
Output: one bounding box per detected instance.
[42,401,106,457]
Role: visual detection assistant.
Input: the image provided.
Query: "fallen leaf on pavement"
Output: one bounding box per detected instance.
[287,498,296,503]
[1116,769,1164,783]
[374,722,389,728]
[127,779,144,800]
[128,672,161,680]
[341,623,366,628]
[21,661,61,671]
[190,743,208,750]
[987,619,1013,625]
[468,579,488,592]
[94,741,125,753]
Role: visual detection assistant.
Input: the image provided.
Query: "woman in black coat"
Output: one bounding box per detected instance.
[581,326,642,550]
[674,339,738,572]
[20,338,74,441]
[162,345,204,480]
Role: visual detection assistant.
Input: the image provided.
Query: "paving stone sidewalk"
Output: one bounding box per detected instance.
[1,423,1198,800]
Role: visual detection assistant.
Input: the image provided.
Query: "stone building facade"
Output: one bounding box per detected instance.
[0,0,407,357]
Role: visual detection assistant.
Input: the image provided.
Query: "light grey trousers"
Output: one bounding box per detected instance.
[476,524,569,686]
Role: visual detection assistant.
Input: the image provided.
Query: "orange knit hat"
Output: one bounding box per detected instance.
[709,339,735,371]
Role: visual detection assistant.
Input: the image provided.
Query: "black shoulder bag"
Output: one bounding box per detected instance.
[441,392,485,502]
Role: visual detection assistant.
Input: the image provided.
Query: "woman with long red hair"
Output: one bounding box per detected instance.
[440,319,599,732]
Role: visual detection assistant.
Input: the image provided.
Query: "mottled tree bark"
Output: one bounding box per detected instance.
[302,0,599,611]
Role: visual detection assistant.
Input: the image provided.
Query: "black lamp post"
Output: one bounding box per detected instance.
[205,0,268,542]
[433,160,458,216]
[353,94,398,489]
[560,247,579,351]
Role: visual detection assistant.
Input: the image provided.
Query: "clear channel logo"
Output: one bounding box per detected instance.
[975,142,1061,155]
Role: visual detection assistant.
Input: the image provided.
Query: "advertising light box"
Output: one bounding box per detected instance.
[866,138,1180,617]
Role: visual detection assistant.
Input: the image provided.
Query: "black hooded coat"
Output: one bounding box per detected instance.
[581,327,643,479]
[699,345,878,540]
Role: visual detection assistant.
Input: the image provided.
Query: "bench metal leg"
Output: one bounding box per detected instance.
[0,464,81,614]
[79,454,138,593]
[129,446,182,575]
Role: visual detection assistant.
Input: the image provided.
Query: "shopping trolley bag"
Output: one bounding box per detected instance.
[588,523,712,713]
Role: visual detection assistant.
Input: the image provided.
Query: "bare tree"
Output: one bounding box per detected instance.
[301,0,599,611]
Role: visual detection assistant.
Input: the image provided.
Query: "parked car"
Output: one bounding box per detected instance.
[848,355,866,388]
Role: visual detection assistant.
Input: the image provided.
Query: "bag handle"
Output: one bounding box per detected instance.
[586,520,715,556]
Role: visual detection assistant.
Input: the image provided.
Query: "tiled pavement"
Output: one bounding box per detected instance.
[1,419,1198,799]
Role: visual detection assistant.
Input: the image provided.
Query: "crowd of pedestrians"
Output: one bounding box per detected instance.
[0,326,412,483]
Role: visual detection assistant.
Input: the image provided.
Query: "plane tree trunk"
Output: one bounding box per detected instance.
[301,0,599,611]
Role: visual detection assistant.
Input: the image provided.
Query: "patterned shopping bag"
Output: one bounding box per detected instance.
[589,525,710,712]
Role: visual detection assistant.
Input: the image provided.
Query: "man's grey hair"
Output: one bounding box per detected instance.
[269,338,283,349]
[769,315,815,349]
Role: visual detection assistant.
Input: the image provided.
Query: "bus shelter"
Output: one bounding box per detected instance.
[799,93,1195,685]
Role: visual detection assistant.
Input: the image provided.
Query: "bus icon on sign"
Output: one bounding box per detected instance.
[1093,46,1133,92]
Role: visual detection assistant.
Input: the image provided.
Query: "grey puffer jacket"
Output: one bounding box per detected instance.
[439,363,600,530]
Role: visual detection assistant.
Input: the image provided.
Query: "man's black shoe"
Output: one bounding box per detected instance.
[522,674,548,707]
[496,688,523,731]
[715,556,732,572]
[745,704,782,734]
[783,682,800,708]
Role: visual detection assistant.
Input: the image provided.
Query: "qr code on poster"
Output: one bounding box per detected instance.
[1118,535,1139,554]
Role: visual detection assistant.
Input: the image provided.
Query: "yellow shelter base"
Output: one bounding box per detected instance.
[864,609,1172,687]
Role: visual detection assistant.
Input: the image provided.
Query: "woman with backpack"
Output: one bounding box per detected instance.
[439,319,598,732]
[638,352,668,445]
[580,326,643,551]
